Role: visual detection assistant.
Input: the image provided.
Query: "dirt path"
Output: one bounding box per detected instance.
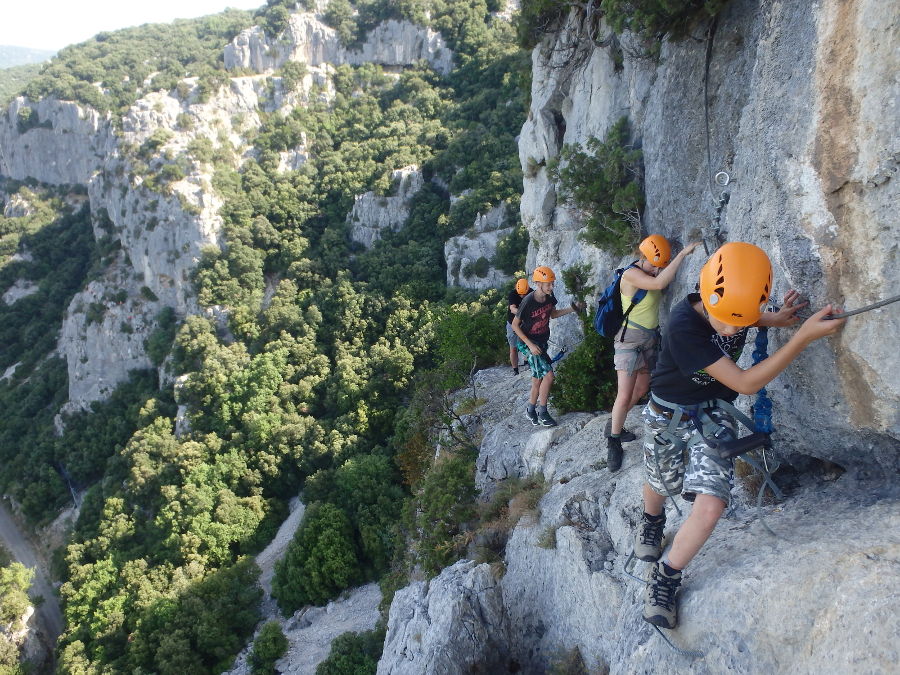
[0,502,64,644]
[255,497,305,617]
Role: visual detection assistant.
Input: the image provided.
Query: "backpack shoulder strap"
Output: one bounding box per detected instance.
[617,262,648,341]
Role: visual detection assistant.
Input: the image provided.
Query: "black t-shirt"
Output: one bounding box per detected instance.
[651,293,748,404]
[507,287,531,323]
[515,291,557,349]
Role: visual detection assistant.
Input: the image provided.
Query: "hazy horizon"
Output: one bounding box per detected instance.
[1,0,264,51]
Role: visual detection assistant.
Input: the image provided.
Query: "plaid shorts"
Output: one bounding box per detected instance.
[641,403,736,505]
[516,340,553,379]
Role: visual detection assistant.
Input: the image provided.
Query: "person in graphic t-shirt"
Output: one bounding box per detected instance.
[506,278,532,376]
[512,266,584,427]
[633,242,844,630]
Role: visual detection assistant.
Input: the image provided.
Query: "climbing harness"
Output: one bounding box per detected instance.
[616,322,659,374]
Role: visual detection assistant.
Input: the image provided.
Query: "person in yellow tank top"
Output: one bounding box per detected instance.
[606,235,700,472]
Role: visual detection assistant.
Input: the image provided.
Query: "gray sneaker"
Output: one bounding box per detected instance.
[643,561,682,629]
[537,410,557,427]
[525,408,539,425]
[634,512,665,562]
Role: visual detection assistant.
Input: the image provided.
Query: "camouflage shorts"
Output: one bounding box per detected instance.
[641,403,736,505]
[516,340,553,379]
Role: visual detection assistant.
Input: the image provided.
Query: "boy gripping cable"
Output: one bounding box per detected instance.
[506,278,532,376]
[635,242,845,629]
[512,266,584,427]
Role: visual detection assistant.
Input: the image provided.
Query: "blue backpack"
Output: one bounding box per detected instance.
[594,262,647,341]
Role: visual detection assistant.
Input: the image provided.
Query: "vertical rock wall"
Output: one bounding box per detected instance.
[519,0,899,474]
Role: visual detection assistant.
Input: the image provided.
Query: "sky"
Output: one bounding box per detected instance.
[1,0,266,51]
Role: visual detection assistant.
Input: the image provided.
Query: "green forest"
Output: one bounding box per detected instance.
[0,0,726,672]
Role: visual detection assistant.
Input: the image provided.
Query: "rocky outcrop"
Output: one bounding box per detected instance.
[225,14,453,76]
[348,167,423,248]
[378,560,513,674]
[444,202,514,289]
[0,97,111,185]
[379,366,900,674]
[518,0,900,471]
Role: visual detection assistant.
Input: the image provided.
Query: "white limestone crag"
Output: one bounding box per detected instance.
[0,73,285,408]
[2,279,38,305]
[378,365,900,674]
[378,560,512,675]
[2,191,35,217]
[518,0,900,473]
[348,167,423,248]
[0,97,111,185]
[444,202,514,290]
[225,13,453,76]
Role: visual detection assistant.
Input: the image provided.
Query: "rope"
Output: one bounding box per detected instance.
[751,328,774,433]
[701,15,728,256]
[747,324,782,536]
[652,625,705,659]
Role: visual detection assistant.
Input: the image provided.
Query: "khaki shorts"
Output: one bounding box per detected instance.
[641,403,735,505]
[613,327,659,374]
[506,322,518,347]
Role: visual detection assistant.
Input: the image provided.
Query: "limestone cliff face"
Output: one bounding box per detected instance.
[380,1,899,671]
[518,0,899,472]
[348,167,424,248]
[444,202,514,290]
[225,13,453,76]
[0,80,262,407]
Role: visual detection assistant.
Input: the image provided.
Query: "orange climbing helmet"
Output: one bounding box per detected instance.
[515,278,529,295]
[532,266,556,283]
[699,242,772,326]
[639,234,671,267]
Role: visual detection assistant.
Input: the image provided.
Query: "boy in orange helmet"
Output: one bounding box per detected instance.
[634,242,844,629]
[512,266,583,426]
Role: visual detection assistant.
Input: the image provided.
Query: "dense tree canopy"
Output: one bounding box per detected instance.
[0,2,533,672]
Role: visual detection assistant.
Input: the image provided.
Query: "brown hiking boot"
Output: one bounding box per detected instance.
[633,512,665,562]
[643,561,682,629]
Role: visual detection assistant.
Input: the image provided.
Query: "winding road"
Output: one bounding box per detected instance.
[0,502,63,648]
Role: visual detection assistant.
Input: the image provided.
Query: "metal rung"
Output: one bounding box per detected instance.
[623,550,648,584]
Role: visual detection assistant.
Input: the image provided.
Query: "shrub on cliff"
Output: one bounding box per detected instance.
[249,620,288,675]
[316,626,386,675]
[550,116,644,255]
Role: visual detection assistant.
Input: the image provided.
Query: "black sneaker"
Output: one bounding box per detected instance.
[604,419,636,442]
[633,512,665,562]
[525,408,539,425]
[513,367,519,375]
[643,561,682,629]
[537,410,557,427]
[607,436,623,472]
